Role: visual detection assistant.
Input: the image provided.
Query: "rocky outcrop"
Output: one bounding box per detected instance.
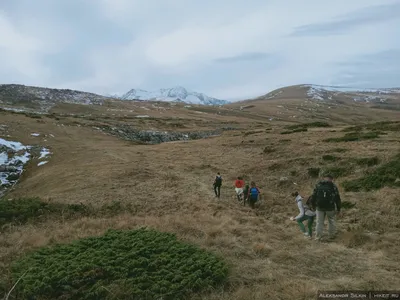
[95,124,223,144]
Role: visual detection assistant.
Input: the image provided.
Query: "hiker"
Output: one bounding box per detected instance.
[213,172,223,198]
[243,184,250,206]
[234,176,245,202]
[310,174,342,241]
[290,192,316,238]
[247,181,261,209]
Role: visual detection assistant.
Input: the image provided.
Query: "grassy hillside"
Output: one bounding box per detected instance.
[0,96,399,299]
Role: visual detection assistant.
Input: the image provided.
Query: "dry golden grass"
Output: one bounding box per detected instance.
[0,96,399,299]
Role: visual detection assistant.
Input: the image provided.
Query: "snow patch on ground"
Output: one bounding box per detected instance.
[31,133,40,137]
[135,115,149,118]
[38,161,48,166]
[39,148,51,159]
[0,138,31,196]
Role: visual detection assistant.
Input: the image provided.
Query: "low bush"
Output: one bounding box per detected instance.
[330,148,348,153]
[341,201,356,209]
[351,156,380,167]
[324,131,380,142]
[322,166,353,178]
[342,154,400,192]
[11,228,228,300]
[322,155,340,162]
[307,167,320,178]
[0,198,136,227]
[0,198,90,226]
[263,147,275,154]
[280,128,307,135]
[285,122,331,130]
[342,121,400,133]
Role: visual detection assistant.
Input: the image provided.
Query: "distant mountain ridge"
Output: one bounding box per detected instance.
[119,86,229,106]
[257,84,400,104]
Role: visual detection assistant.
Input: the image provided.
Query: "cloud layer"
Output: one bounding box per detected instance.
[1,0,399,100]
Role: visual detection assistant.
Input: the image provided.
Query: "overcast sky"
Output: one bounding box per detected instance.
[1,0,400,101]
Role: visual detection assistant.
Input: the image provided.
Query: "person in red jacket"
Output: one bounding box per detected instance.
[234,176,245,201]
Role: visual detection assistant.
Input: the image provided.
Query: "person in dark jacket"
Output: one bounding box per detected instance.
[213,172,222,198]
[311,174,342,241]
[242,184,250,206]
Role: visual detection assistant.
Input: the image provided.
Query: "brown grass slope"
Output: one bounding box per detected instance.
[0,96,400,299]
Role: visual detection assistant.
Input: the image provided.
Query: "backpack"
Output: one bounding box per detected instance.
[215,176,222,186]
[249,187,259,200]
[305,196,315,212]
[315,181,335,209]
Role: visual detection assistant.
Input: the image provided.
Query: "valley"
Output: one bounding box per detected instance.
[0,84,399,299]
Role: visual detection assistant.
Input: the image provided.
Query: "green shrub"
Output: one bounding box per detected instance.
[12,228,228,300]
[342,154,400,192]
[324,131,380,142]
[0,198,91,226]
[352,156,380,167]
[343,121,400,133]
[341,201,356,209]
[263,147,275,154]
[322,166,353,178]
[280,128,307,134]
[286,122,331,130]
[307,168,320,178]
[322,155,339,162]
[331,148,348,153]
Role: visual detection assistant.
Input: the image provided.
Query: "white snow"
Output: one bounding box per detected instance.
[0,138,31,194]
[0,138,27,151]
[39,148,51,159]
[31,133,40,137]
[0,152,7,165]
[119,86,229,106]
[38,161,48,166]
[136,115,149,118]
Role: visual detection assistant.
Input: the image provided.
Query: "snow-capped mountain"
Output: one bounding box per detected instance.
[120,86,229,106]
[302,84,400,103]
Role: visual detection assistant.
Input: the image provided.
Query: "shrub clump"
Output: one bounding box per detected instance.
[351,156,380,167]
[324,131,380,142]
[286,122,331,130]
[322,155,340,162]
[322,166,353,178]
[342,154,400,192]
[0,198,90,226]
[11,228,228,300]
[307,167,320,178]
[342,121,400,132]
[263,147,275,154]
[280,128,308,135]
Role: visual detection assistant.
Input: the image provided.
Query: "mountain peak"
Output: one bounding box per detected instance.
[119,86,229,106]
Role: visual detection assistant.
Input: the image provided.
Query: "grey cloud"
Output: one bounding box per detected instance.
[291,2,400,37]
[331,49,400,88]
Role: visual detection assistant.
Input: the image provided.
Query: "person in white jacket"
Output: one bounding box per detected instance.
[290,192,316,238]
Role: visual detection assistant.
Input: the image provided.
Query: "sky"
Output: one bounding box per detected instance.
[1,0,400,101]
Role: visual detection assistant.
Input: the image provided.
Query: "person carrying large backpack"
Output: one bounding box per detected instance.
[310,174,342,241]
[247,181,261,209]
[213,172,223,198]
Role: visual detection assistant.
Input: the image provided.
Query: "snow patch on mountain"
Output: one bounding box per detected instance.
[303,84,393,103]
[120,86,229,106]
